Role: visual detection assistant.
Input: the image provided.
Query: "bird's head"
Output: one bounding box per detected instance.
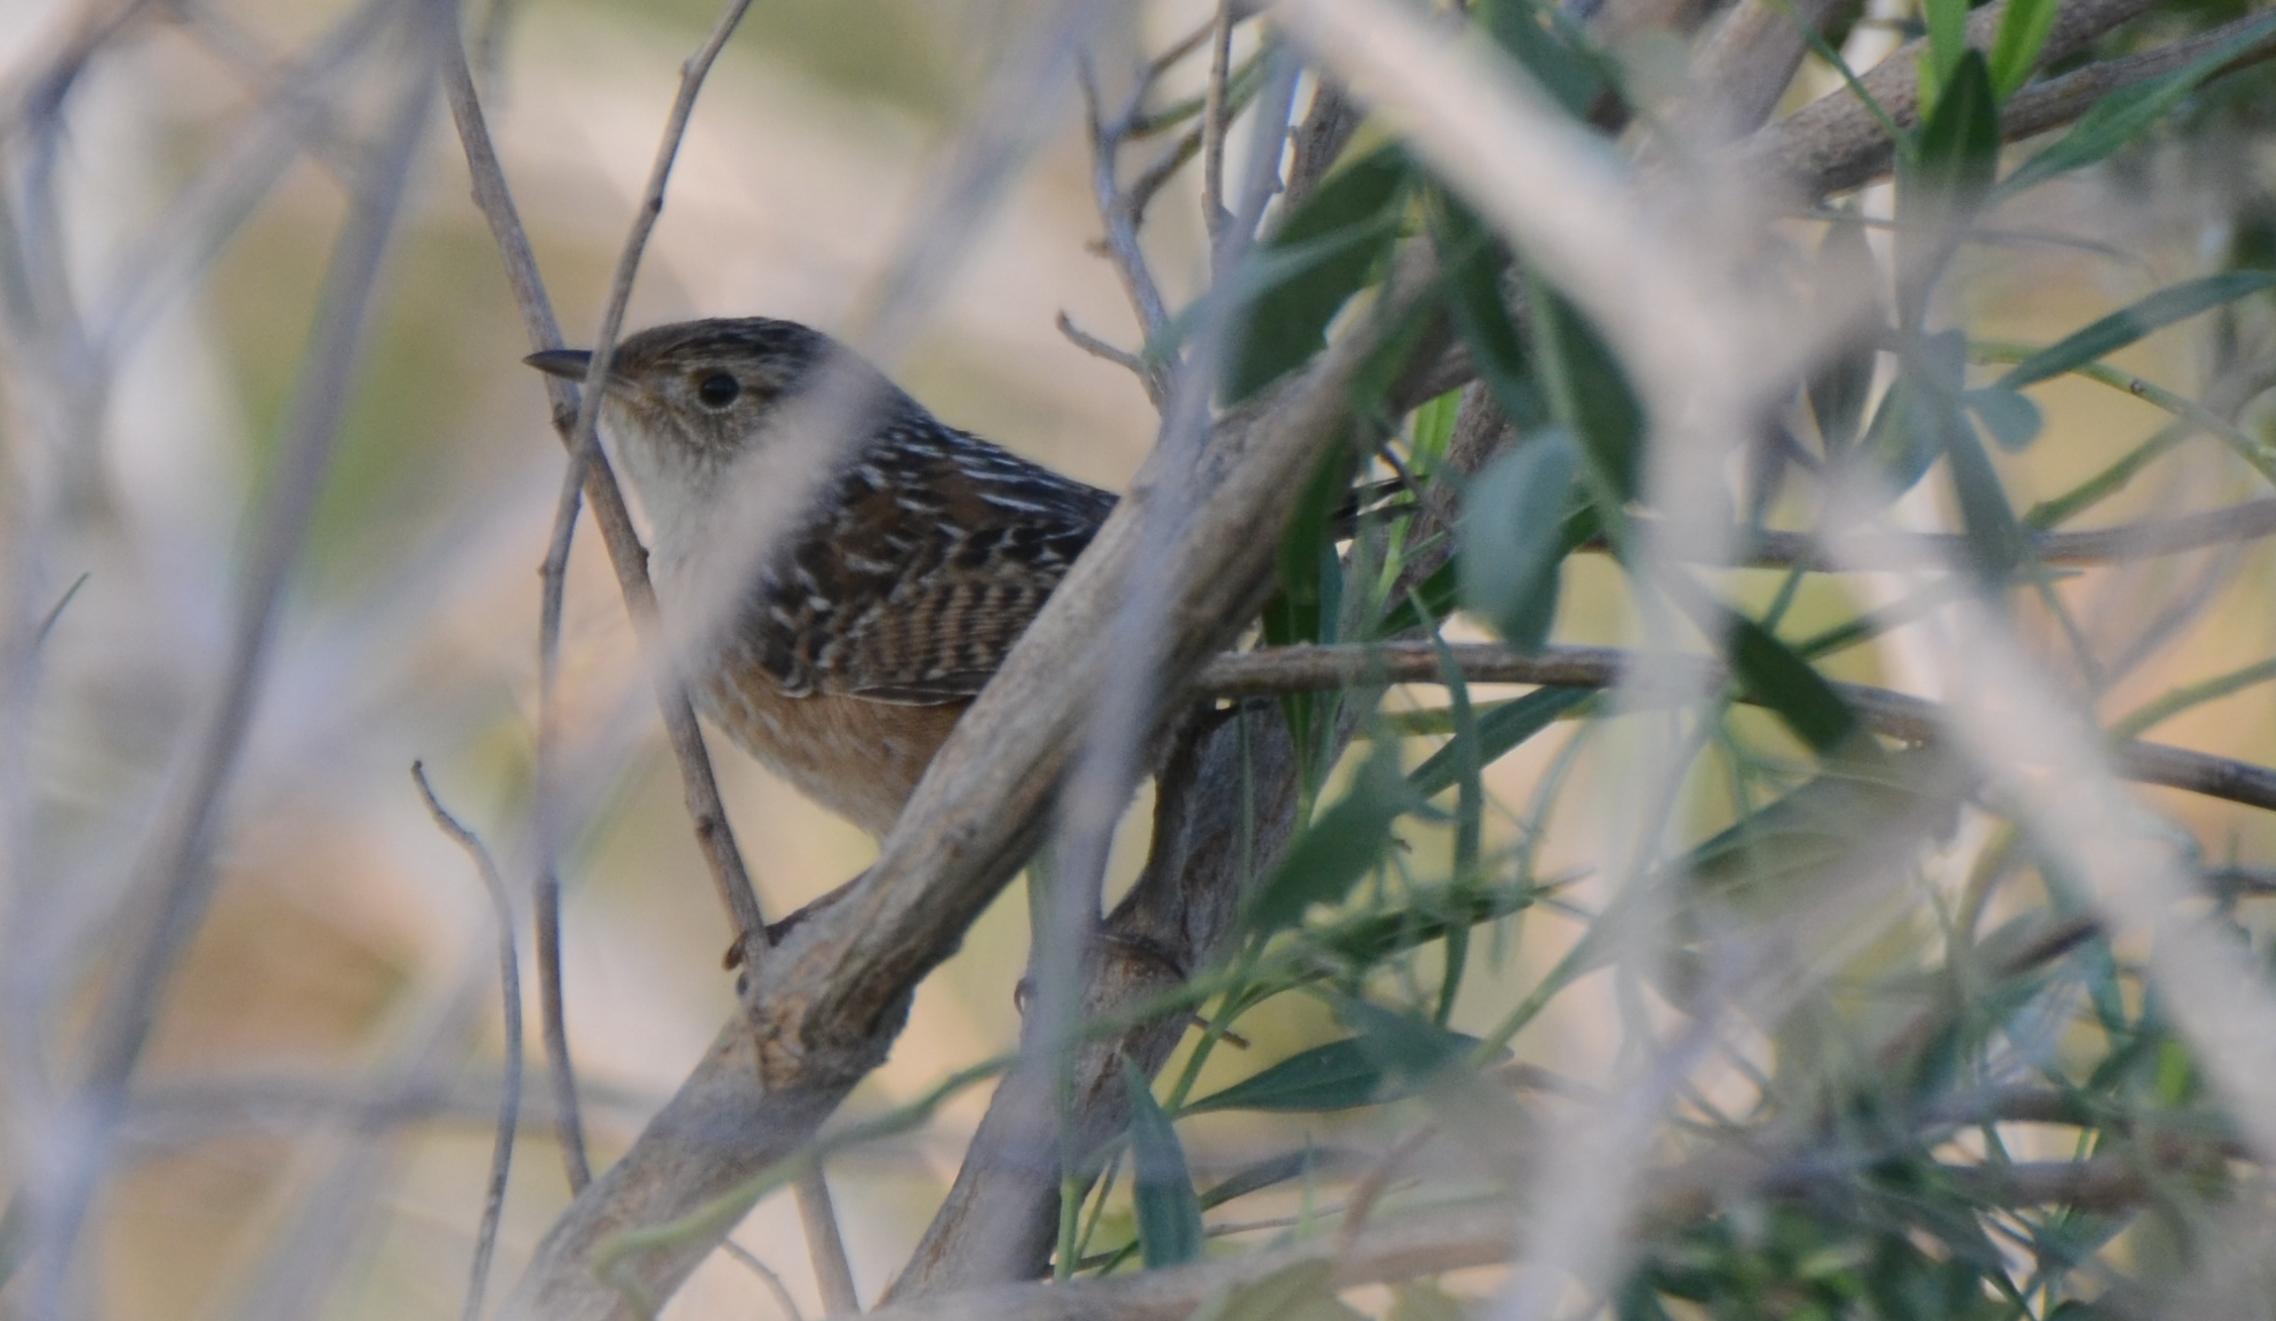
[523,316,897,546]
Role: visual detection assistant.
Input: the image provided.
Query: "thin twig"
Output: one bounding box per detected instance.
[546,0,769,966]
[1054,310,1148,377]
[441,1,864,1297]
[1612,499,2276,568]
[1079,59,1173,403]
[722,1240,807,1321]
[1193,641,2276,813]
[1199,0,1237,241]
[411,763,524,1321]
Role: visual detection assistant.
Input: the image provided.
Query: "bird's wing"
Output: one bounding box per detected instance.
[744,424,1116,706]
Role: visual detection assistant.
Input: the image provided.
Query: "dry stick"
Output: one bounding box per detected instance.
[722,1240,807,1321]
[17,12,443,1310]
[1194,641,2276,812]
[436,16,860,1312]
[412,764,525,1321]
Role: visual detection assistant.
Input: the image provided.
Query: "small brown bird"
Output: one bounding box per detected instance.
[526,317,1118,839]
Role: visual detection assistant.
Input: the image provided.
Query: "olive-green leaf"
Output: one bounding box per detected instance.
[1806,217,1879,454]
[1224,147,1410,402]
[1183,1023,1482,1114]
[1242,752,1415,938]
[1460,428,1580,650]
[1962,386,2042,452]
[1994,272,2276,391]
[1123,1059,1204,1269]
[1408,686,1587,799]
[1987,0,2060,98]
[1478,0,1602,118]
[2002,12,2276,196]
[1907,50,2000,213]
[1530,289,1645,502]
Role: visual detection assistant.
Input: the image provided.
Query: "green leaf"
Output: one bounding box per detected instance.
[1962,386,2042,451]
[1987,0,2060,98]
[1438,195,1550,433]
[1459,429,1579,650]
[1123,1060,1205,1268]
[1224,146,1411,402]
[1529,288,1645,502]
[1806,217,1879,455]
[1409,686,1589,798]
[1919,0,1969,110]
[1943,421,2026,575]
[1242,752,1414,937]
[1688,747,1959,903]
[1478,0,1602,117]
[1863,329,1967,497]
[1859,377,1940,497]
[2002,12,2276,196]
[1190,1262,1366,1321]
[1993,272,2276,391]
[1909,50,2000,207]
[1897,51,1997,323]
[1723,609,1866,756]
[1184,1019,1482,1114]
[1307,879,1547,971]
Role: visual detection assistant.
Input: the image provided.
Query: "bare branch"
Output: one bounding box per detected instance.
[410,764,524,1321]
[1195,641,2276,813]
[1738,0,2174,197]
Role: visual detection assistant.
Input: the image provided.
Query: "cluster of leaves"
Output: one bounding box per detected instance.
[1049,0,2276,1315]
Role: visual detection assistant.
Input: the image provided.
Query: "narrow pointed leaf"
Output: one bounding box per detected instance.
[1460,428,1579,650]
[2002,13,2276,196]
[1224,147,1410,401]
[1994,272,2276,390]
[1124,1060,1205,1268]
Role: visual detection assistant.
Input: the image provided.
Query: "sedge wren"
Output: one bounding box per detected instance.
[526,317,1117,840]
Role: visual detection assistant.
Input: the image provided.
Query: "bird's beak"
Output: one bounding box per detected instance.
[523,347,600,381]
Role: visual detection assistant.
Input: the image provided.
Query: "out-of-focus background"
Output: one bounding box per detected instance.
[3,0,2273,1316]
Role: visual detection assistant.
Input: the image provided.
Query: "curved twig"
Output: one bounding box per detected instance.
[411,764,524,1321]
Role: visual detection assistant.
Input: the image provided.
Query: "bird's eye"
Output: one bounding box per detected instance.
[695,372,741,409]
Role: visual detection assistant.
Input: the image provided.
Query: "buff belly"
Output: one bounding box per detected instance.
[695,660,968,839]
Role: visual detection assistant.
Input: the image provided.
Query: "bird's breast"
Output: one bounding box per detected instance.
[692,640,967,840]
